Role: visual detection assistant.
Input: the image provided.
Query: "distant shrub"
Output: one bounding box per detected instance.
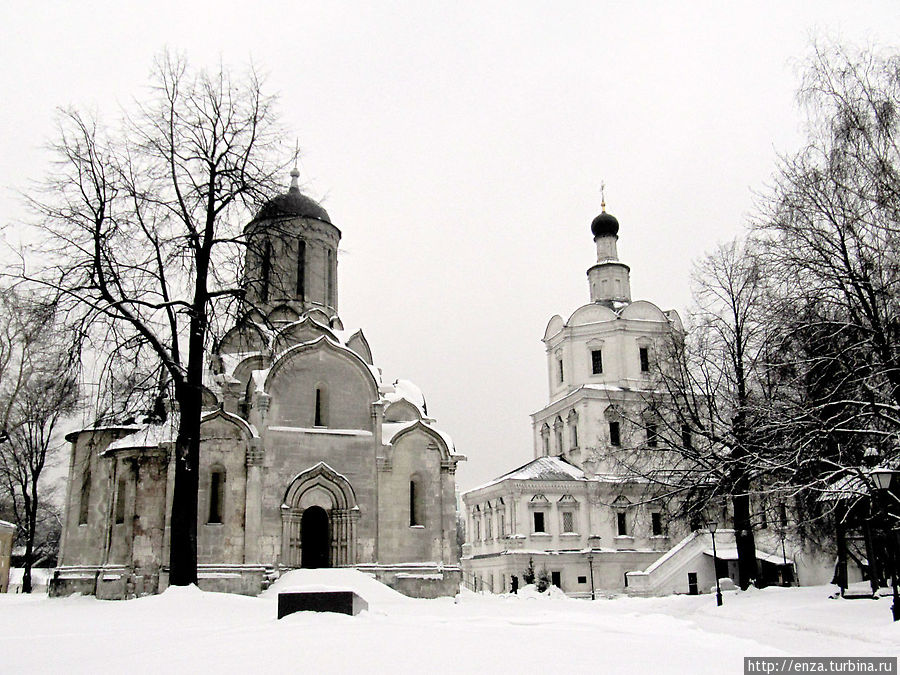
[535,568,551,593]
[523,557,536,586]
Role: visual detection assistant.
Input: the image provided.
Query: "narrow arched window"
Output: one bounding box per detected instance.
[78,464,92,525]
[326,248,334,306]
[261,239,272,302]
[208,468,225,524]
[314,386,327,427]
[115,476,127,524]
[296,238,306,299]
[410,478,424,526]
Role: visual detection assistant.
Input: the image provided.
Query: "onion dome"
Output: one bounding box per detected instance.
[591,204,619,238]
[252,168,331,224]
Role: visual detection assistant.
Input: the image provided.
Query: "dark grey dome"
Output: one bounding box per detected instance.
[254,184,331,224]
[591,210,619,237]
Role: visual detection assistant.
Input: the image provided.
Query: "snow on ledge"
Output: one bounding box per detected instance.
[268,426,373,437]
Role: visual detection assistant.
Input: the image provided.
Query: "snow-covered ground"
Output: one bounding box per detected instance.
[0,571,895,674]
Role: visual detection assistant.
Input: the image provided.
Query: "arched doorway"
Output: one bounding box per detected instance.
[301,506,330,568]
[282,462,360,567]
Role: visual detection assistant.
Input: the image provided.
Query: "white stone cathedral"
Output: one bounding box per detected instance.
[461,201,693,595]
[51,170,465,599]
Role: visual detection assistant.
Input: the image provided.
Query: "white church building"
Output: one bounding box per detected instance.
[50,169,465,599]
[461,202,814,597]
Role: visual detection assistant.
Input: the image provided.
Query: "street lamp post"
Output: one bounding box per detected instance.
[708,521,723,607]
[870,467,899,622]
[587,553,595,601]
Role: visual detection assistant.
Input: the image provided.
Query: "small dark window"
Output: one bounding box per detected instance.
[760,505,768,529]
[639,347,650,372]
[577,575,587,584]
[208,470,225,524]
[296,238,306,299]
[681,424,692,449]
[410,480,422,526]
[652,512,663,536]
[533,511,545,533]
[542,434,550,456]
[690,513,703,531]
[779,502,788,528]
[617,511,627,536]
[314,387,326,427]
[115,477,127,524]
[558,359,564,383]
[647,423,658,448]
[609,421,621,447]
[261,239,272,302]
[551,571,561,588]
[562,511,574,533]
[571,423,578,449]
[591,349,603,375]
[78,465,91,525]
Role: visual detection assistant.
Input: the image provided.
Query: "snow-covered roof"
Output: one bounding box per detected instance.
[383,379,427,415]
[65,424,143,442]
[0,519,15,531]
[475,456,587,491]
[105,421,178,452]
[381,419,460,456]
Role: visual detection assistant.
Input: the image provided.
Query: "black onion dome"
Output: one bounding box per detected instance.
[252,170,331,224]
[591,209,619,237]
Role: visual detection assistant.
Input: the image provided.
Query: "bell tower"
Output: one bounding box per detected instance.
[586,194,631,306]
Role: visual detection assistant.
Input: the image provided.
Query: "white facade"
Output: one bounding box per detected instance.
[462,204,838,597]
[462,205,692,596]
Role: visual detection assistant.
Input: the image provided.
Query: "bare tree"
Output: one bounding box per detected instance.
[0,289,78,592]
[756,42,900,497]
[625,239,775,588]
[10,53,288,586]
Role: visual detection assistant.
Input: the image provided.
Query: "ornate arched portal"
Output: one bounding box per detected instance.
[281,462,359,568]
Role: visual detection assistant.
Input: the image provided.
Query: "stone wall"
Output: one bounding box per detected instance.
[378,428,450,564]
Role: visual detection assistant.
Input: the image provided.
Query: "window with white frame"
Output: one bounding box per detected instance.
[591,349,603,375]
[640,346,650,372]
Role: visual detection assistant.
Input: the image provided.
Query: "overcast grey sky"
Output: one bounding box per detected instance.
[2,2,898,490]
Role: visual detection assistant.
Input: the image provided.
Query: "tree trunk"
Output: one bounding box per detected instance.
[168,383,201,586]
[23,491,35,594]
[731,479,758,590]
[833,506,848,595]
[168,252,210,586]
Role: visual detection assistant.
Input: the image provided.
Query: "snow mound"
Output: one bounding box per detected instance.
[262,569,411,605]
[516,584,571,600]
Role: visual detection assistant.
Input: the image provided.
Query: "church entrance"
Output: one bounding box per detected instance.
[281,462,360,568]
[300,506,330,568]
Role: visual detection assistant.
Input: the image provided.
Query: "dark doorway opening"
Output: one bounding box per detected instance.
[301,506,330,569]
[687,572,699,595]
